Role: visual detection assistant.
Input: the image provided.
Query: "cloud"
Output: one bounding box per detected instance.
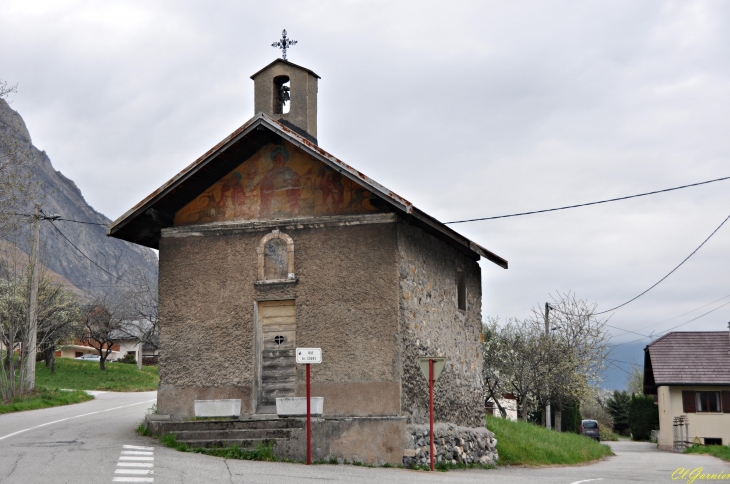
[2,0,729,349]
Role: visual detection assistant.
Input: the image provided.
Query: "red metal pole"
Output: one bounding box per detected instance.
[306,363,311,465]
[429,358,434,471]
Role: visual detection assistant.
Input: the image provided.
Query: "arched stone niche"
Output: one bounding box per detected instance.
[256,229,296,284]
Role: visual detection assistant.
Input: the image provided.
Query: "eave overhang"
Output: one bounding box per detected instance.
[107,113,508,269]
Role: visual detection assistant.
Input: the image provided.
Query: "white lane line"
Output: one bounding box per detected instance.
[115,469,154,475]
[117,463,153,468]
[119,456,154,461]
[121,451,154,455]
[0,399,156,442]
[123,445,154,451]
[112,478,154,483]
[570,479,604,484]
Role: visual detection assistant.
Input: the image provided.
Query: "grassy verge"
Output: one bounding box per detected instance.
[0,387,93,414]
[486,415,614,466]
[685,445,730,461]
[36,358,159,392]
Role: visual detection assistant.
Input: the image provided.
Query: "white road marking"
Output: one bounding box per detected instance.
[0,399,157,442]
[570,479,604,484]
[116,444,155,483]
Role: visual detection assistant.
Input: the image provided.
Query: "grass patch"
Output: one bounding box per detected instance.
[36,358,158,392]
[0,387,93,414]
[685,445,730,461]
[158,433,278,461]
[486,415,613,466]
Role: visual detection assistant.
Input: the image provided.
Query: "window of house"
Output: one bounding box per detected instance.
[696,392,721,412]
[705,438,723,445]
[457,269,466,311]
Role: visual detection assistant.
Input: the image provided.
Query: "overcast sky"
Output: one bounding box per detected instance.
[2,1,729,375]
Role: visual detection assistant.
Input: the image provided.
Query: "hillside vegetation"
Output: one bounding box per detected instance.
[487,415,613,466]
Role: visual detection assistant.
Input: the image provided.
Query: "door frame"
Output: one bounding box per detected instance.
[253,297,296,414]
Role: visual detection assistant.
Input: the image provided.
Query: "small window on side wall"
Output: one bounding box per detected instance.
[457,268,466,311]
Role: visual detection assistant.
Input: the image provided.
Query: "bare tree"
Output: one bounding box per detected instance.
[80,295,126,371]
[626,364,643,395]
[118,270,158,355]
[527,291,610,423]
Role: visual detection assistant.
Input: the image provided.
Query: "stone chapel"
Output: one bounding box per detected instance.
[108,58,508,465]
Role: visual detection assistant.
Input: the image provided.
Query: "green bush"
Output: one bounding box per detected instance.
[628,393,658,441]
[119,353,137,365]
[606,390,630,436]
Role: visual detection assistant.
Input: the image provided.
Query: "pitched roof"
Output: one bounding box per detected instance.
[644,331,730,393]
[107,112,508,268]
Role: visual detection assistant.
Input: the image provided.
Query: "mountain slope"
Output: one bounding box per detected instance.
[0,98,157,294]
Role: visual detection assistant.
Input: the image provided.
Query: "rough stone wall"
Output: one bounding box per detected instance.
[397,220,485,427]
[158,217,400,417]
[402,423,497,468]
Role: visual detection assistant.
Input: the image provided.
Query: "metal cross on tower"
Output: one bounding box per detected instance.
[272,29,297,61]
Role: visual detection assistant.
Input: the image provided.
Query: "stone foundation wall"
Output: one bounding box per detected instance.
[402,423,498,468]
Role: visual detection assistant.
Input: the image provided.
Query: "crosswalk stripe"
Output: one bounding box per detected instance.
[112,478,154,483]
[117,462,153,468]
[115,469,154,475]
[119,456,154,461]
[122,445,154,451]
[121,451,154,455]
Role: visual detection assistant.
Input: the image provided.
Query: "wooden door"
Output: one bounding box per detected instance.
[258,300,296,412]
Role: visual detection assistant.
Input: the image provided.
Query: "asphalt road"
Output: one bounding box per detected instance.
[2,391,729,483]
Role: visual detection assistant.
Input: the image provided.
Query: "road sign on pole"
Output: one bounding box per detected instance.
[416,356,447,471]
[297,347,322,465]
[296,348,322,364]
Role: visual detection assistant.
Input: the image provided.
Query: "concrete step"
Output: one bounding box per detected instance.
[172,428,294,441]
[176,438,286,449]
[159,418,305,433]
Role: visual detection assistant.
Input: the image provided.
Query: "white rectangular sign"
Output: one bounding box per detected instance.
[296,348,322,364]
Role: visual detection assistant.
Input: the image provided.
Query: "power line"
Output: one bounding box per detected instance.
[595,211,730,315]
[56,217,107,226]
[633,294,730,331]
[46,220,139,286]
[11,212,107,226]
[445,175,730,224]
[607,299,730,348]
[656,300,730,334]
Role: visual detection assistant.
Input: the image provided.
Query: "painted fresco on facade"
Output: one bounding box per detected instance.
[175,142,379,226]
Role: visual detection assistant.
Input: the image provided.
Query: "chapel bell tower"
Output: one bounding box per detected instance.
[251,59,320,143]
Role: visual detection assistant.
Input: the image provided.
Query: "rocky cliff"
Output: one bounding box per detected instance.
[0,99,157,295]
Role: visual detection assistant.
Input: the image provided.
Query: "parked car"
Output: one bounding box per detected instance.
[75,354,101,361]
[580,419,600,441]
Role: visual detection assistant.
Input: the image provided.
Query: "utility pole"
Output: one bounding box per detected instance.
[544,302,552,430]
[25,204,41,391]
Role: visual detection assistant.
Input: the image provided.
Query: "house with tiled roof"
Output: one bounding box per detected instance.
[644,329,730,450]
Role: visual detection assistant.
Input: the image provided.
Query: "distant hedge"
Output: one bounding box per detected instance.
[628,394,658,441]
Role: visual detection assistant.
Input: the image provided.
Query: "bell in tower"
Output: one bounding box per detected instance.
[251,34,320,144]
